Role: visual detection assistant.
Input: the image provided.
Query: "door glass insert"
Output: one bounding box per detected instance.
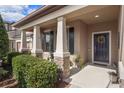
[94,33,109,63]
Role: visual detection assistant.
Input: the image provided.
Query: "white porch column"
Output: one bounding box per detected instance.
[31,25,43,57]
[19,30,27,52]
[54,17,70,79]
[119,5,124,88]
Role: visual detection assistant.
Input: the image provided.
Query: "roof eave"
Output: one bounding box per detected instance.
[12,5,53,27]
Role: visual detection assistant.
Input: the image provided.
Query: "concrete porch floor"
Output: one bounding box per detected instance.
[64,65,118,88]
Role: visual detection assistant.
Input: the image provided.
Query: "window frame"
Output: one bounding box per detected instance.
[42,30,55,52]
[67,26,75,55]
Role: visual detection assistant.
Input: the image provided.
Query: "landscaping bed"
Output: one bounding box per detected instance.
[0,52,22,83]
[56,81,71,88]
[0,78,70,88]
[0,78,18,88]
[0,67,11,82]
[0,53,70,88]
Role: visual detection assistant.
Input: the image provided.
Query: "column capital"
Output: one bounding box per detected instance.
[57,17,65,22]
[34,24,40,28]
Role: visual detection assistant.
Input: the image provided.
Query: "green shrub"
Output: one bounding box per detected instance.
[2,56,7,64]
[4,52,23,74]
[12,55,58,88]
[0,67,9,81]
[75,55,85,69]
[0,15,9,59]
[7,52,23,64]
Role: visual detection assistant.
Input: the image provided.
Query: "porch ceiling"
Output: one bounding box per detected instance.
[25,5,120,30]
[66,5,120,24]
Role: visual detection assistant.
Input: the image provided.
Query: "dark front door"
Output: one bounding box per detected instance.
[93,32,109,63]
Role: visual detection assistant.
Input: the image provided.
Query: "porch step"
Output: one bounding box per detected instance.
[0,78,18,88]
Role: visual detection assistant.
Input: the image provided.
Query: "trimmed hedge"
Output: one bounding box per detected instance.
[2,52,23,74]
[12,55,58,88]
[7,52,23,65]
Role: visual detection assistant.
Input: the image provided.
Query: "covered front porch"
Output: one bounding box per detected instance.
[19,5,121,78]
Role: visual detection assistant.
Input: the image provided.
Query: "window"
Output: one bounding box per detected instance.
[27,41,31,49]
[17,42,21,52]
[67,27,74,54]
[42,31,55,52]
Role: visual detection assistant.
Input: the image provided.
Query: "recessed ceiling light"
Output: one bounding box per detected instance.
[95,15,99,18]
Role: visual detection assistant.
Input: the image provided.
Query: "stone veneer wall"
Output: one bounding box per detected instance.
[54,56,70,79]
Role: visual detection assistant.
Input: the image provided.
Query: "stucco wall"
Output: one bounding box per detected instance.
[40,20,118,65]
[80,21,88,62]
[9,40,16,52]
[87,20,118,64]
[68,20,88,63]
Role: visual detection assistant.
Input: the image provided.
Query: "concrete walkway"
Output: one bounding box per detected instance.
[65,65,116,88]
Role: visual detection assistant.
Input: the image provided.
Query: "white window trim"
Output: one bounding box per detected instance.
[92,31,111,66]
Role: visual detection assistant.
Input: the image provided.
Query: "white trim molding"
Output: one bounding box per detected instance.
[92,31,111,65]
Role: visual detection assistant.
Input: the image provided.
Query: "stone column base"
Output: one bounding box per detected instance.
[43,52,51,59]
[19,48,28,53]
[31,53,42,58]
[31,49,43,58]
[54,56,70,79]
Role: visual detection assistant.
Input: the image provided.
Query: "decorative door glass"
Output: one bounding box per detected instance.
[94,33,109,63]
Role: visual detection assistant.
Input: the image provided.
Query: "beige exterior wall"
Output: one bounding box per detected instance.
[80,21,88,62]
[14,6,120,65]
[87,20,118,64]
[41,20,88,63]
[68,20,119,64]
[67,20,88,63]
[15,37,32,52]
[27,19,118,65]
[9,40,16,52]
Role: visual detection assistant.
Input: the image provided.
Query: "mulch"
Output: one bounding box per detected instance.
[0,78,18,88]
[56,81,71,88]
[0,78,71,88]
